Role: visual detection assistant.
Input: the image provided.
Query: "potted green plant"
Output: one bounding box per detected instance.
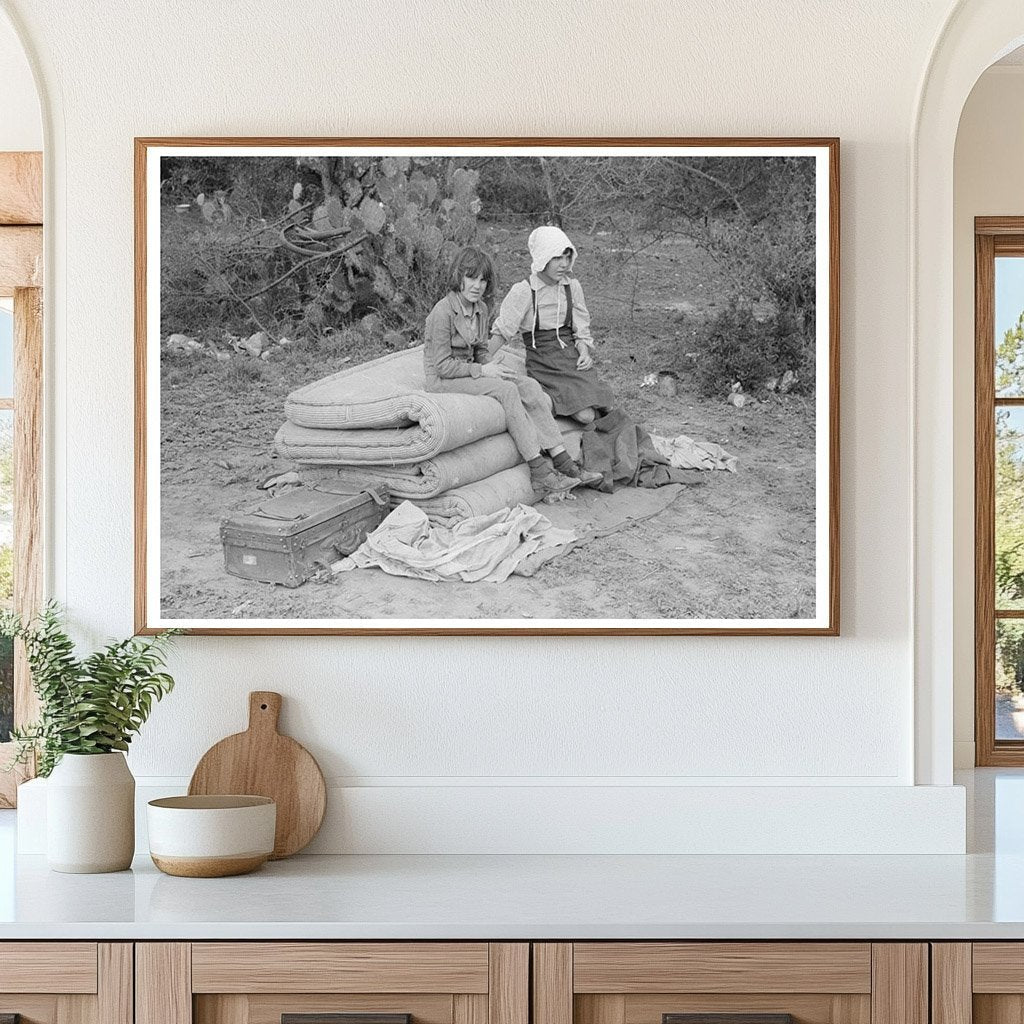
[1,602,178,873]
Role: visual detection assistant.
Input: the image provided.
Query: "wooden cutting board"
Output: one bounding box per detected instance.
[188,691,326,859]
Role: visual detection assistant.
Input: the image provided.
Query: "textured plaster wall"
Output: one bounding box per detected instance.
[0,0,957,796]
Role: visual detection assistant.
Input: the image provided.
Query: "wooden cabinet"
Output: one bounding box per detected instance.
[0,942,132,1024]
[932,943,1024,1024]
[532,943,929,1024]
[136,944,528,1024]
[0,938,946,1024]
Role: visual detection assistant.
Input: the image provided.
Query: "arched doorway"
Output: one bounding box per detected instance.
[914,1,1024,784]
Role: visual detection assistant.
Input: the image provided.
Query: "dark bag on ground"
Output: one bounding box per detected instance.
[220,485,389,587]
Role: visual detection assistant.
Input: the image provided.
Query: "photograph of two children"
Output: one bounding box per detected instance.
[135,139,838,636]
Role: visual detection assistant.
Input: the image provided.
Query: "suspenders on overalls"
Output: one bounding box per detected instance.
[524,282,574,349]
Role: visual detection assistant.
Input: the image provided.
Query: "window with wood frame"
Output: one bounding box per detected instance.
[0,151,43,806]
[976,217,1024,764]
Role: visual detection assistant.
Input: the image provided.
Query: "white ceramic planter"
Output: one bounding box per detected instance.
[46,752,135,873]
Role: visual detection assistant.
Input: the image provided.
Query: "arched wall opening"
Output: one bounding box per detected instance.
[914,1,1024,784]
[952,46,1024,767]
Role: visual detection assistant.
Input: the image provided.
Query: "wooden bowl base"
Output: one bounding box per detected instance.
[151,853,268,877]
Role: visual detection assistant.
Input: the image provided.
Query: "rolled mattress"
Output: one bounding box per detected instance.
[411,466,537,527]
[280,347,510,462]
[275,393,507,465]
[300,433,523,500]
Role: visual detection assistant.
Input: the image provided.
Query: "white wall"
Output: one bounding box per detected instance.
[0,7,39,152]
[1,0,972,852]
[952,66,1024,767]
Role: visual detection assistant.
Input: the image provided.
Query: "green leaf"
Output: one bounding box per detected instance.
[1,602,179,778]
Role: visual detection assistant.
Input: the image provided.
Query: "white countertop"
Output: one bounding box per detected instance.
[1,849,1023,940]
[2,769,1023,941]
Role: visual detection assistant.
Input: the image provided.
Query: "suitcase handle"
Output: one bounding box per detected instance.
[252,484,389,522]
[250,508,310,522]
[364,484,389,507]
[307,484,390,507]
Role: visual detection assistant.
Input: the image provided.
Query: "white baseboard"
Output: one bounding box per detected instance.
[17,778,967,856]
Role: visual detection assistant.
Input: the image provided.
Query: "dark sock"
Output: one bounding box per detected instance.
[550,451,575,474]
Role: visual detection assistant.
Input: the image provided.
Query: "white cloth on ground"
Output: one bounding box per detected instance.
[335,500,577,584]
[649,433,738,473]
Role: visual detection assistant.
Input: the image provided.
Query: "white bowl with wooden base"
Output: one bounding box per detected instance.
[147,795,276,877]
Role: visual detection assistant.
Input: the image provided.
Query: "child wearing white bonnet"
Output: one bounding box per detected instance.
[490,225,616,433]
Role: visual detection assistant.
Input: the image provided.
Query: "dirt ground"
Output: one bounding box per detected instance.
[159,227,817,623]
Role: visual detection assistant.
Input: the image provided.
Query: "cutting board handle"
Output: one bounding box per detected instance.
[248,691,282,734]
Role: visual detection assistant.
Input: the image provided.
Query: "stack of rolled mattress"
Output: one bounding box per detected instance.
[276,346,571,526]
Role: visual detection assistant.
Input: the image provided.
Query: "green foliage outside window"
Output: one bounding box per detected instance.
[996,313,1024,695]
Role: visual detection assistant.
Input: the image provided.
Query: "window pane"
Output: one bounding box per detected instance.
[0,409,11,742]
[996,256,1024,397]
[997,407,1024,610]
[0,304,12,399]
[998,620,1024,740]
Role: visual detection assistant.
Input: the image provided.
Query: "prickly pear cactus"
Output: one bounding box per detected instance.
[309,157,483,338]
[159,154,484,346]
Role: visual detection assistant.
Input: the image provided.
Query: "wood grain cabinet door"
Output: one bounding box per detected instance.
[0,943,132,1024]
[136,943,528,1024]
[533,944,928,1024]
[939,942,1024,1024]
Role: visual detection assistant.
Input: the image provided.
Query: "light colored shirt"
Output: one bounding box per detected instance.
[491,273,594,349]
[423,292,491,381]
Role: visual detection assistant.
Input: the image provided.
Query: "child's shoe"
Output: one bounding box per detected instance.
[551,452,604,489]
[529,462,581,503]
[568,463,605,488]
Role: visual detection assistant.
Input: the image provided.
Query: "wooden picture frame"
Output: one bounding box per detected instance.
[135,137,839,636]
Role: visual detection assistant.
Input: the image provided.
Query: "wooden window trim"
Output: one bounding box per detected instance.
[0,152,42,226]
[976,218,1024,764]
[0,286,43,806]
[0,151,43,807]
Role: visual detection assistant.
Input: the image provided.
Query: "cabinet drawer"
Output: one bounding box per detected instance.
[139,942,528,1024]
[973,944,1024,992]
[572,944,871,994]
[0,942,98,993]
[191,943,490,993]
[0,943,130,1024]
[534,943,926,1024]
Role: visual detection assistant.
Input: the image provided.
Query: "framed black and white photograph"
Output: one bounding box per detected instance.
[135,137,839,635]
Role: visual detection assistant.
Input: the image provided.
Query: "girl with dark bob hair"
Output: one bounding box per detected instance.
[442,246,497,304]
[422,246,601,501]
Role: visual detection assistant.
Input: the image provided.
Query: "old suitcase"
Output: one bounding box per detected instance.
[220,484,389,587]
